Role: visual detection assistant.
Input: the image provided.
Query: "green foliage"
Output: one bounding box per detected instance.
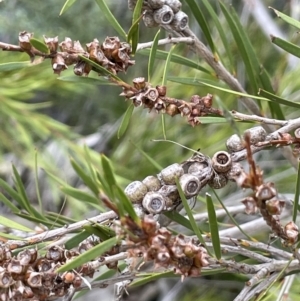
[1,1,300,300]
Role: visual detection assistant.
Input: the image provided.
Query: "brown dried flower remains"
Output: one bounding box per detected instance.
[115,215,209,279]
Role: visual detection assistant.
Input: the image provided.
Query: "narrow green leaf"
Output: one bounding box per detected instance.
[0,215,32,232]
[258,89,300,109]
[201,0,234,71]
[12,165,45,221]
[162,45,177,86]
[60,0,77,15]
[58,76,114,85]
[294,161,300,222]
[70,158,99,196]
[206,193,221,259]
[78,55,123,82]
[65,230,91,250]
[127,0,143,54]
[94,0,127,39]
[138,49,212,74]
[118,103,134,138]
[30,38,49,53]
[45,212,77,224]
[83,224,115,241]
[129,140,163,171]
[16,213,55,228]
[0,192,19,213]
[175,178,208,249]
[271,35,300,59]
[148,29,161,82]
[229,4,283,119]
[0,232,24,240]
[101,155,116,189]
[34,151,43,213]
[219,2,259,93]
[161,114,166,140]
[185,0,215,53]
[130,271,176,287]
[163,211,193,231]
[167,76,267,100]
[0,179,24,207]
[60,186,101,206]
[259,66,284,120]
[0,62,31,72]
[44,169,67,186]
[269,7,300,30]
[212,189,253,241]
[198,116,227,124]
[57,236,119,272]
[113,185,139,223]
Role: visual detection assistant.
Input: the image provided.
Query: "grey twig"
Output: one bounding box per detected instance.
[136,36,194,51]
[231,110,288,126]
[6,210,117,248]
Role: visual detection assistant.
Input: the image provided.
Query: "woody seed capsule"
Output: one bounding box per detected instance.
[212,151,232,173]
[142,192,166,214]
[160,163,184,184]
[142,175,161,191]
[124,181,148,203]
[243,126,267,145]
[153,5,174,25]
[171,11,189,31]
[179,174,201,197]
[226,134,244,153]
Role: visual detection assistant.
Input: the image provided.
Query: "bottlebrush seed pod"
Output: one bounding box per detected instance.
[212,151,232,173]
[165,0,182,13]
[165,104,179,116]
[132,77,146,90]
[143,10,159,28]
[226,134,244,153]
[144,88,159,101]
[243,126,267,145]
[124,181,148,203]
[160,163,184,185]
[265,199,285,215]
[7,259,23,274]
[171,11,189,31]
[179,174,201,197]
[156,85,167,96]
[284,221,299,245]
[0,271,13,288]
[255,183,277,201]
[142,175,161,191]
[295,128,300,139]
[209,173,228,189]
[26,272,43,288]
[142,192,166,214]
[148,0,166,10]
[153,5,174,25]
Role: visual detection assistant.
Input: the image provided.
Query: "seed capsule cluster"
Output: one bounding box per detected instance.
[18,32,135,76]
[125,150,235,217]
[226,126,267,153]
[120,77,223,126]
[128,0,189,31]
[0,239,118,301]
[116,215,209,277]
